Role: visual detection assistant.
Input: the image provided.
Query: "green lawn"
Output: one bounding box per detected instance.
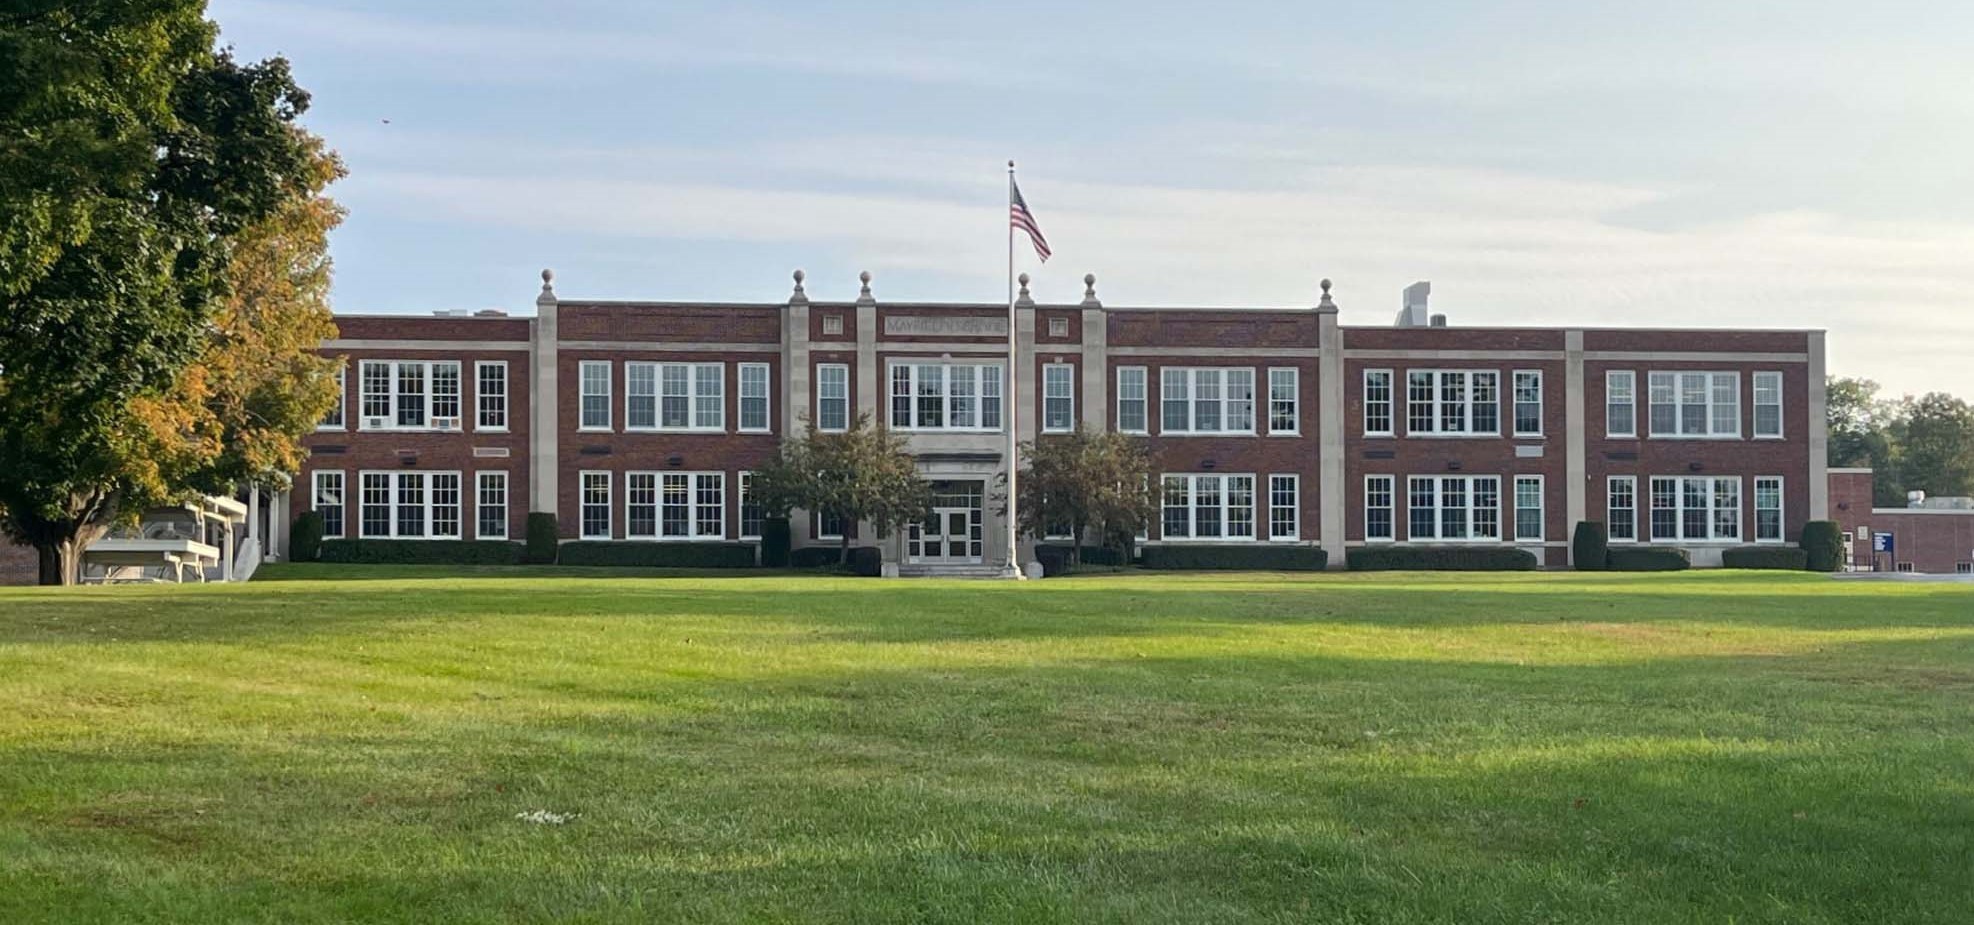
[2,568,1970,923]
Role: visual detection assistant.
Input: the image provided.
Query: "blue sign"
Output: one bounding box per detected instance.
[1872,532,1895,553]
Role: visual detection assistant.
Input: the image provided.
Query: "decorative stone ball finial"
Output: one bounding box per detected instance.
[791,268,806,295]
[858,270,872,298]
[1083,273,1097,299]
[1319,277,1335,308]
[1017,272,1030,295]
[539,268,555,297]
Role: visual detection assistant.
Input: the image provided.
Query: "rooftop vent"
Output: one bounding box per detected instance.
[432,309,469,318]
[473,309,508,318]
[1429,313,1448,327]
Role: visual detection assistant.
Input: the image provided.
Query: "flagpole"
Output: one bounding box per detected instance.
[1004,160,1022,579]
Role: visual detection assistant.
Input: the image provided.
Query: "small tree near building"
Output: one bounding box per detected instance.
[750,414,932,563]
[1018,427,1160,567]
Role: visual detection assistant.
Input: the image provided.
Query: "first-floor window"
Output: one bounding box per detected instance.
[1268,474,1299,541]
[1514,476,1544,541]
[816,510,845,540]
[1649,476,1740,542]
[477,472,507,539]
[358,471,461,539]
[313,470,344,539]
[1608,476,1637,542]
[1754,476,1783,542]
[1160,474,1257,540]
[739,472,763,539]
[581,471,611,539]
[430,473,461,539]
[625,472,726,540]
[1406,476,1502,541]
[1365,475,1395,541]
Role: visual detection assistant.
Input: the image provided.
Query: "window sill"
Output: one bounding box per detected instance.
[623,427,727,435]
[1401,433,1505,440]
[620,536,730,543]
[737,428,773,435]
[1268,431,1302,438]
[1512,433,1545,440]
[1752,435,1786,441]
[474,428,510,434]
[1149,537,1260,544]
[1153,431,1259,438]
[356,535,466,542]
[1646,434,1743,441]
[315,426,347,433]
[576,427,613,434]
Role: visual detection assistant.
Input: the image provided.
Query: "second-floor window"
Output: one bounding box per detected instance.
[1753,371,1783,438]
[358,360,461,431]
[1268,368,1299,434]
[1117,367,1148,433]
[476,361,507,431]
[1160,367,1255,434]
[816,363,849,431]
[1606,370,1636,438]
[1363,369,1394,436]
[1648,371,1738,438]
[319,367,346,430]
[1043,363,1075,432]
[1512,371,1542,436]
[739,363,771,432]
[1406,370,1499,435]
[890,362,1003,431]
[580,361,611,430]
[627,361,723,431]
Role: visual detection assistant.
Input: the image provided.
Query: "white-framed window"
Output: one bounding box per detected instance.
[1514,475,1544,541]
[1160,368,1256,435]
[815,510,845,541]
[1512,371,1543,437]
[1117,366,1148,433]
[1048,317,1069,338]
[1363,369,1394,436]
[476,361,507,431]
[1648,371,1739,438]
[816,363,849,432]
[739,472,763,540]
[580,470,612,539]
[1268,368,1299,435]
[1404,370,1500,435]
[626,361,723,432]
[357,470,461,539]
[1649,476,1741,542]
[1043,363,1075,432]
[889,362,1004,431]
[739,363,771,432]
[1268,474,1299,540]
[1160,474,1257,540]
[318,366,346,430]
[1406,476,1502,541]
[476,471,507,539]
[579,361,611,431]
[1365,475,1396,542]
[1753,371,1784,438]
[356,360,462,431]
[1607,476,1637,543]
[1606,370,1636,438]
[312,470,344,539]
[1754,476,1784,543]
[626,472,725,540]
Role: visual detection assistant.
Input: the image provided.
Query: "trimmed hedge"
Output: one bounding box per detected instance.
[1572,521,1608,571]
[525,513,559,564]
[1346,545,1537,571]
[1606,546,1690,571]
[556,541,756,568]
[318,539,527,565]
[847,546,883,577]
[1721,545,1810,570]
[1800,520,1844,572]
[1141,544,1327,571]
[790,545,848,568]
[1035,544,1130,577]
[760,516,792,568]
[289,511,325,563]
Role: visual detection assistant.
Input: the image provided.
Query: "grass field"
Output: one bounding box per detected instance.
[2,567,1971,923]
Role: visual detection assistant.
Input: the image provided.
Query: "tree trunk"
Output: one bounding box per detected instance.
[1070,520,1083,567]
[35,543,66,586]
[839,530,851,565]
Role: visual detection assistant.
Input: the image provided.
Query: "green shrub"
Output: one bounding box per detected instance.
[760,516,792,568]
[318,539,527,565]
[1572,521,1608,571]
[1721,545,1810,570]
[1345,545,1537,571]
[1035,544,1129,577]
[790,545,847,568]
[1800,521,1844,572]
[289,511,324,563]
[1606,546,1690,571]
[525,513,559,564]
[1140,544,1327,571]
[556,542,756,568]
[847,546,883,577]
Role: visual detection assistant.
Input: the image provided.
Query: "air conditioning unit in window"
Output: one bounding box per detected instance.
[363,416,390,429]
[432,417,461,432]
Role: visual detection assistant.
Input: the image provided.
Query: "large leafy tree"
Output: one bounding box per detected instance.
[0,1,317,583]
[1888,393,1974,501]
[751,414,932,562]
[1018,427,1159,566]
[1826,376,1894,471]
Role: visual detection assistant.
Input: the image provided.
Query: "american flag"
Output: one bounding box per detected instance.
[1010,177,1051,263]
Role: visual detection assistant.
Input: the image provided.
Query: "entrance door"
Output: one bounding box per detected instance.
[908,481,984,564]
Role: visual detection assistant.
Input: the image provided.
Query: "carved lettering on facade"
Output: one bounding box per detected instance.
[884,315,1009,338]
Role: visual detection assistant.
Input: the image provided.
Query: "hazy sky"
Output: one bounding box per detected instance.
[210,0,1974,397]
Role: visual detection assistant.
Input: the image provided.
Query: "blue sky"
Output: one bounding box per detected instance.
[210,0,1974,396]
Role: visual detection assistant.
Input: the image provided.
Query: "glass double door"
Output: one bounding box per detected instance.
[908,481,984,564]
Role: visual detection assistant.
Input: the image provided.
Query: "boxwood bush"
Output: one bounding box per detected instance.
[1035,544,1131,577]
[1721,545,1810,570]
[318,539,527,565]
[1606,546,1690,571]
[847,546,883,577]
[289,511,325,563]
[1140,544,1327,571]
[760,516,792,568]
[790,545,848,568]
[1800,520,1844,572]
[556,542,756,568]
[525,513,559,564]
[1345,545,1537,571]
[1572,521,1608,571]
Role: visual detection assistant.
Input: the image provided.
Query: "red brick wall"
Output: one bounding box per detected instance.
[1829,470,1974,572]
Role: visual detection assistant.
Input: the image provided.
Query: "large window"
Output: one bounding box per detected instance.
[1160,368,1255,434]
[1753,371,1783,438]
[739,363,771,432]
[476,471,507,539]
[580,361,611,431]
[627,361,723,431]
[1364,475,1395,541]
[1406,476,1502,541]
[358,360,462,431]
[1043,363,1075,432]
[1405,370,1499,435]
[1512,371,1543,436]
[817,363,849,432]
[476,361,507,431]
[1160,474,1257,540]
[357,471,461,539]
[1268,474,1299,540]
[1363,369,1394,436]
[580,471,611,539]
[890,362,1003,431]
[1606,370,1636,438]
[1117,367,1148,433]
[739,472,763,539]
[1755,476,1784,542]
[627,472,725,540]
[1648,371,1739,438]
[312,470,344,539]
[1514,475,1544,541]
[1268,368,1299,435]
[319,367,345,430]
[1649,476,1741,542]
[1608,476,1637,542]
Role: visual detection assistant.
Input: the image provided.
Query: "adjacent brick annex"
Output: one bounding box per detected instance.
[1829,470,1974,573]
